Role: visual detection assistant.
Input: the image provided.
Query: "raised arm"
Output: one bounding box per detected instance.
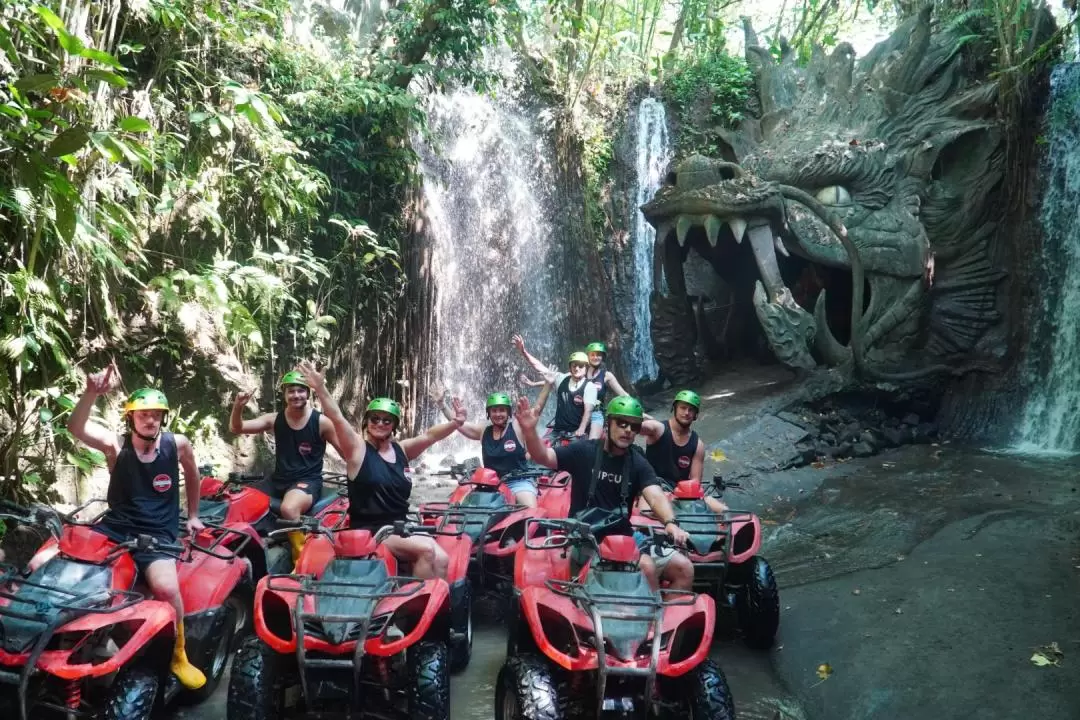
[298,360,366,470]
[399,397,466,460]
[512,334,557,383]
[229,391,275,434]
[534,381,553,414]
[67,363,123,465]
[318,416,346,458]
[436,392,485,441]
[514,396,557,469]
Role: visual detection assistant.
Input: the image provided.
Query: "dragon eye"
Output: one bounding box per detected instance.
[815,185,853,206]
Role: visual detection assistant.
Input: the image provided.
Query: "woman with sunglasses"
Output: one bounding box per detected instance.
[515,394,693,590]
[296,360,466,579]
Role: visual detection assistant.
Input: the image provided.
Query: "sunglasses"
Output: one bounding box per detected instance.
[368,415,395,426]
[613,418,642,433]
[570,363,587,370]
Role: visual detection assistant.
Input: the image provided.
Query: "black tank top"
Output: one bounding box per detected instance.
[349,441,411,529]
[273,410,326,484]
[553,375,587,432]
[482,423,527,478]
[644,422,700,483]
[589,367,608,404]
[102,433,181,541]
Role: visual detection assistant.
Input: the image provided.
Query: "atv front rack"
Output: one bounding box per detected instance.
[0,564,144,720]
[545,577,697,718]
[265,572,426,705]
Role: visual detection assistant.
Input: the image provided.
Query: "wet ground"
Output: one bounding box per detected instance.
[173,365,1080,719]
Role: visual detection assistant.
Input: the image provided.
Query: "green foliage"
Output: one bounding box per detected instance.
[663,52,753,158]
[0,0,510,502]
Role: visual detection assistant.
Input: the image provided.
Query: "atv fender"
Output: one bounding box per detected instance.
[727,515,762,564]
[513,536,571,591]
[435,534,471,583]
[481,507,547,559]
[32,599,176,679]
[200,476,225,496]
[178,545,249,613]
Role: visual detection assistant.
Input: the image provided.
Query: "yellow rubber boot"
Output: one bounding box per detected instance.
[171,621,207,690]
[289,531,307,564]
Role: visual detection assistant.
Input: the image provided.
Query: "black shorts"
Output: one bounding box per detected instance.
[94,525,176,574]
[267,476,323,500]
[130,550,176,573]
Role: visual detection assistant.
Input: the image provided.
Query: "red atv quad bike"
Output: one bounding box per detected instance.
[195,466,350,576]
[631,476,779,649]
[419,460,572,593]
[498,517,735,720]
[0,499,254,720]
[227,513,471,720]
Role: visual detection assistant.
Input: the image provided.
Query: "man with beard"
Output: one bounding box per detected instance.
[437,391,540,507]
[230,371,342,561]
[516,395,693,591]
[67,363,208,689]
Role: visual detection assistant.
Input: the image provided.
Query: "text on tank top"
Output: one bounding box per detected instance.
[553,375,587,432]
[482,423,528,478]
[349,441,411,528]
[104,432,181,541]
[644,421,699,483]
[273,409,326,484]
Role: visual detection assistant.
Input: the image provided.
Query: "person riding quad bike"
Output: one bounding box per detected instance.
[229,370,345,561]
[582,341,632,440]
[66,364,207,690]
[513,335,597,440]
[514,394,691,591]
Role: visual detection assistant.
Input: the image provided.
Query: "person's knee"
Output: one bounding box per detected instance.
[147,567,181,602]
[281,491,313,520]
[665,555,694,589]
[516,491,537,508]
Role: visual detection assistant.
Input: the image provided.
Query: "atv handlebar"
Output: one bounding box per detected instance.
[270,512,347,541]
[0,501,64,540]
[103,534,186,564]
[227,471,266,485]
[182,522,253,561]
[374,517,465,544]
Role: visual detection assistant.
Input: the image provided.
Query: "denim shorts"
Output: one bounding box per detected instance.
[504,476,537,497]
[590,410,604,428]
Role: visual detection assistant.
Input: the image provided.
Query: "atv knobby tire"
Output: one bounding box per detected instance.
[687,658,736,720]
[227,634,284,720]
[495,653,564,720]
[408,640,451,720]
[449,578,473,673]
[102,666,159,720]
[736,555,780,649]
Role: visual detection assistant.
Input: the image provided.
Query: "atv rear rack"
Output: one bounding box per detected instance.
[266,572,426,705]
[0,564,144,720]
[545,578,697,718]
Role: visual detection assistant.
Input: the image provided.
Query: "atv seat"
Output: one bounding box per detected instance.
[196,498,230,524]
[460,491,509,509]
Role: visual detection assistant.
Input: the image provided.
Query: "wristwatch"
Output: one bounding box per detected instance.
[664,520,679,532]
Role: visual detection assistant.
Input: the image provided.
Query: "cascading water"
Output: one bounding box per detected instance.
[1014,63,1080,454]
[623,97,671,384]
[415,84,561,457]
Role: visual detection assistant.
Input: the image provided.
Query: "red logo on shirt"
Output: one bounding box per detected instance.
[152,474,172,493]
[677,456,691,469]
[504,440,517,453]
[298,442,312,456]
[573,395,583,405]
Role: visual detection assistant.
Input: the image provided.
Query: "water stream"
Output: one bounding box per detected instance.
[414,81,561,456]
[1014,63,1080,453]
[623,97,671,384]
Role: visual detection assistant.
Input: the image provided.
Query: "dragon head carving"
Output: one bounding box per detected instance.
[644,7,1009,382]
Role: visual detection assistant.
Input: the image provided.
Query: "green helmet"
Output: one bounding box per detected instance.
[486,392,512,411]
[673,390,701,411]
[365,397,402,421]
[280,370,309,389]
[586,341,607,355]
[123,388,169,415]
[568,351,589,366]
[605,395,644,421]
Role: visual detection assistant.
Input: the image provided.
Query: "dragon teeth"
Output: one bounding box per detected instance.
[704,215,722,247]
[730,217,747,244]
[774,235,790,257]
[676,215,693,246]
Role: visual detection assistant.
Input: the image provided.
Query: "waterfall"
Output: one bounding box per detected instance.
[624,97,671,384]
[1014,63,1080,454]
[415,85,561,456]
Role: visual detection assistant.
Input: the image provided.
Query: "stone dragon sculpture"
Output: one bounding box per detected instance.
[643,7,1011,384]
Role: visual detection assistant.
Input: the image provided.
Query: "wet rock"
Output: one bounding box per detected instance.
[853,441,876,458]
[834,442,854,458]
[859,430,878,448]
[881,426,908,447]
[778,411,815,430]
[902,412,921,426]
[841,422,862,442]
[914,422,938,443]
